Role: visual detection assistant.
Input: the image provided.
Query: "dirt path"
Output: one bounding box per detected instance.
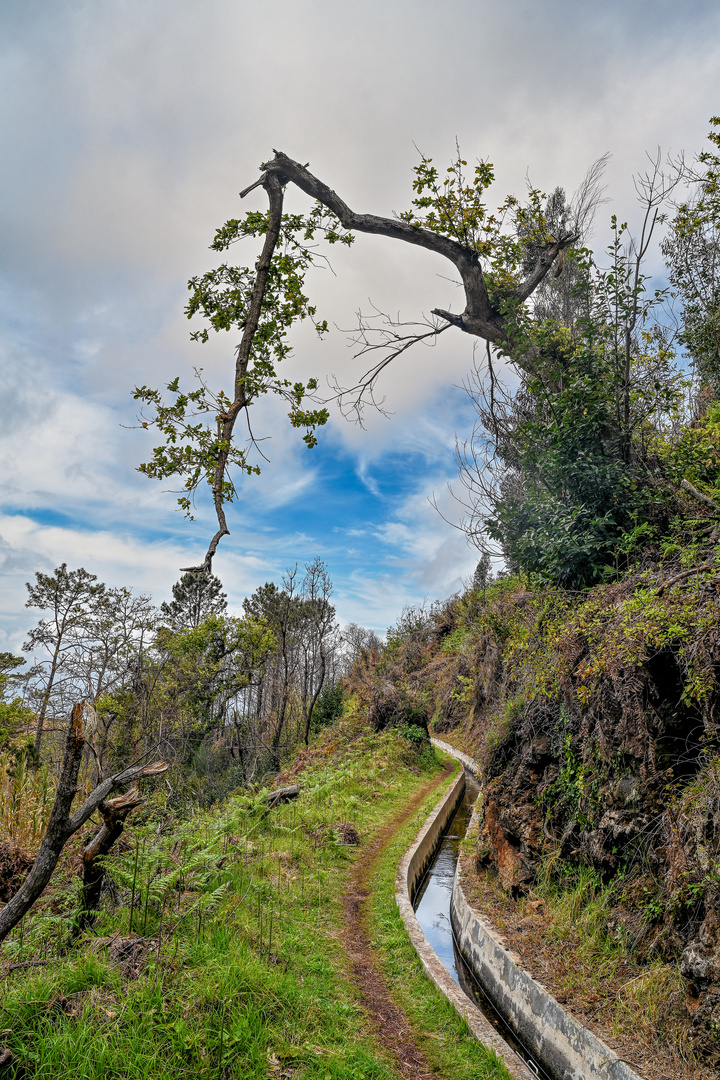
[341,760,454,1080]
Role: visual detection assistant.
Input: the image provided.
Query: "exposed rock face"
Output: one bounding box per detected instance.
[682,914,720,993]
[471,647,720,1063]
[480,796,538,891]
[681,940,718,989]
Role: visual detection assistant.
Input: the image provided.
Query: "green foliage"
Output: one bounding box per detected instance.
[397,722,429,746]
[310,682,345,734]
[159,570,227,631]
[540,731,606,830]
[383,604,434,666]
[134,204,350,516]
[0,653,35,754]
[663,118,720,393]
[400,149,550,295]
[13,557,340,803]
[0,651,25,697]
[439,626,470,654]
[662,400,720,502]
[0,702,36,758]
[153,613,276,762]
[483,220,691,587]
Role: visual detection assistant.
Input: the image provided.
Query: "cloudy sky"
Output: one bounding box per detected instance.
[1,0,719,648]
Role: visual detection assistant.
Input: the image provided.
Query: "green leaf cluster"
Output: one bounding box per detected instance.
[663,117,720,392]
[400,150,552,293]
[134,203,351,515]
[482,221,690,587]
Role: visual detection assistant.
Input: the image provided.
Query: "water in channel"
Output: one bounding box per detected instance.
[412,777,550,1080]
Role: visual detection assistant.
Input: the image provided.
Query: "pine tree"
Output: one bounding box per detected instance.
[160,572,227,630]
[472,553,493,592]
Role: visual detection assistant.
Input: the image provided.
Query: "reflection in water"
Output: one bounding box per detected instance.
[412,779,549,1080]
[413,786,475,983]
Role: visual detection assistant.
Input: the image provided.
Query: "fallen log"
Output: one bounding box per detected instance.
[6,959,52,974]
[267,784,299,808]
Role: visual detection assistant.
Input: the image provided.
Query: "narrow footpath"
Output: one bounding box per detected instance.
[341,759,454,1080]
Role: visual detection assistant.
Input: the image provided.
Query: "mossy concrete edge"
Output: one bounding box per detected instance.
[395,750,536,1080]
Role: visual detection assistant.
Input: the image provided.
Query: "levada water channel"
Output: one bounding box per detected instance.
[411,777,550,1080]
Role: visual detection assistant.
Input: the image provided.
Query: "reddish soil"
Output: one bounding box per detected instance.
[341,761,453,1080]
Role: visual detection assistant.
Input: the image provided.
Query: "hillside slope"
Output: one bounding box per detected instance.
[348,564,720,1069]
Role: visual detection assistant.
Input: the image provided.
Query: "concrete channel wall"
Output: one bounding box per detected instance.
[430,739,645,1080]
[395,757,537,1080]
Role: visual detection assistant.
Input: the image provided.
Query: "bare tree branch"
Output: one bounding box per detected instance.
[260,151,577,347]
[681,477,720,513]
[570,153,611,240]
[327,306,452,423]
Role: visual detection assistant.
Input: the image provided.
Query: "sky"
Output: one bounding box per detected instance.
[1,0,719,649]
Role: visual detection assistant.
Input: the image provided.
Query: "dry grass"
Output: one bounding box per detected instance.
[0,752,54,851]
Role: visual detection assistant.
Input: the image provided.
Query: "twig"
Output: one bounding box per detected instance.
[654,563,716,595]
[5,959,52,974]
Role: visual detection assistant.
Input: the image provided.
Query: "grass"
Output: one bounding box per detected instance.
[534,866,689,1054]
[0,753,54,850]
[0,722,509,1079]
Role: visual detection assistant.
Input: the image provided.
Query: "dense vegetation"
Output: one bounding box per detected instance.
[454,127,720,589]
[1,558,344,801]
[1,720,515,1079]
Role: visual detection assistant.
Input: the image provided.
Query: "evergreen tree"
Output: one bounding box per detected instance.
[24,564,107,753]
[160,572,227,630]
[472,553,493,592]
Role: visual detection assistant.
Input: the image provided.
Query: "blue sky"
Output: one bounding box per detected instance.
[1,0,720,649]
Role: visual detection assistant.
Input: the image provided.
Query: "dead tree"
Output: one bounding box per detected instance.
[258,152,576,347]
[73,786,146,935]
[0,702,167,944]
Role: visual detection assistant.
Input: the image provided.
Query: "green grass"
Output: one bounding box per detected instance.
[367,773,512,1080]
[0,724,499,1079]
